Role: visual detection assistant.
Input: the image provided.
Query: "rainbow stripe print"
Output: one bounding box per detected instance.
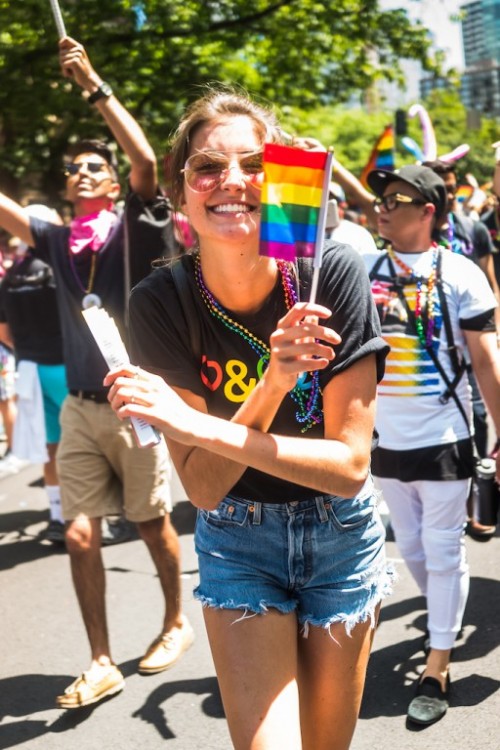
[377,283,442,398]
[259,143,329,261]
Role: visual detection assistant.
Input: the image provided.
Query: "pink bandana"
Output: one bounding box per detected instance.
[69,209,117,255]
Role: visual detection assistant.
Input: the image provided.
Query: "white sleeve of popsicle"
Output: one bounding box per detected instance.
[82,307,161,448]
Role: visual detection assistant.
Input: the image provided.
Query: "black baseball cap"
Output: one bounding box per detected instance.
[367,165,448,226]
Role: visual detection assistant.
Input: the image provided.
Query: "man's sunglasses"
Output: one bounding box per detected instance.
[374,193,427,212]
[64,161,109,177]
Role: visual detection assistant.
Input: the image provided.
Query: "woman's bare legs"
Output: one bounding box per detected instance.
[203,605,379,750]
[203,608,301,750]
[298,611,379,750]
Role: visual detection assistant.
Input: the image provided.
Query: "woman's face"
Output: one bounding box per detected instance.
[181,116,263,248]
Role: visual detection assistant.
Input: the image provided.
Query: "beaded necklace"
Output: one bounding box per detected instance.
[194,255,323,432]
[446,212,473,256]
[69,250,98,294]
[386,243,438,347]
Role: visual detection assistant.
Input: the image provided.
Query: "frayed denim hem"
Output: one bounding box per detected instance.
[194,593,296,622]
[194,561,396,634]
[299,561,396,639]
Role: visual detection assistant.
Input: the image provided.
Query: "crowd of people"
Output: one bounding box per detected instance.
[0,32,499,750]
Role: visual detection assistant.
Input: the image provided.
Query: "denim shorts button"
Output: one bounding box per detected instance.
[249,505,255,512]
[325,502,331,509]
[228,506,234,514]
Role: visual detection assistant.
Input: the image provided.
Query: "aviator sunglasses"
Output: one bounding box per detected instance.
[182,150,264,193]
[64,161,109,177]
[374,193,427,212]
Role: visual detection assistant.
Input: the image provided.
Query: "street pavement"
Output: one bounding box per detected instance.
[0,463,499,750]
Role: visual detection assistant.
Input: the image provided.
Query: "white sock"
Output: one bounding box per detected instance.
[46,485,63,523]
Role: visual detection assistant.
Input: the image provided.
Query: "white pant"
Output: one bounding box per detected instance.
[377,477,470,650]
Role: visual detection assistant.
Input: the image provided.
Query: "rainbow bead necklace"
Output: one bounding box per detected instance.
[194,255,323,432]
[386,243,439,347]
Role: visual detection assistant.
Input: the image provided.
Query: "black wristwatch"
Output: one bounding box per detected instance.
[88,81,113,105]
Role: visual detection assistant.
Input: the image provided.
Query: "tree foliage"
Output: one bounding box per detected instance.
[0,0,434,204]
[283,90,499,191]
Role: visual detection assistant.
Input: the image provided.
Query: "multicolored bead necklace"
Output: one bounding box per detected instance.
[194,255,323,432]
[445,212,473,256]
[387,243,439,347]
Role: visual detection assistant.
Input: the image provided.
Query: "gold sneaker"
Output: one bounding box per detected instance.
[139,615,194,674]
[56,665,125,709]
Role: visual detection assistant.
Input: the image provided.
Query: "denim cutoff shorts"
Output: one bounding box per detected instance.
[194,477,393,635]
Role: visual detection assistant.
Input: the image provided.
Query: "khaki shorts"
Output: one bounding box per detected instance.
[57,395,172,522]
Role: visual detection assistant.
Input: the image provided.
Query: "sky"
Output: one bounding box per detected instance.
[378,0,465,105]
[380,0,465,69]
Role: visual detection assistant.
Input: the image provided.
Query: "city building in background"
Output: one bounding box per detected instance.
[420,0,500,116]
[460,0,500,114]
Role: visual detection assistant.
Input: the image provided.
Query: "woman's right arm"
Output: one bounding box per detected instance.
[107,302,339,506]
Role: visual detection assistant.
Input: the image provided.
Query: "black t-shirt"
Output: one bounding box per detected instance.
[437,212,492,263]
[30,191,176,391]
[482,208,500,251]
[129,242,389,502]
[0,252,63,364]
[481,208,500,286]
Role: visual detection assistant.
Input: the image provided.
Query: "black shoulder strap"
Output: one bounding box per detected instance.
[368,251,388,281]
[434,251,463,377]
[170,254,201,360]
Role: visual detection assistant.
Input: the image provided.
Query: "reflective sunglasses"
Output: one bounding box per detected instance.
[182,150,264,193]
[64,161,109,177]
[374,193,427,212]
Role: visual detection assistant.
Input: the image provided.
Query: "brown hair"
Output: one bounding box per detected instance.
[166,86,285,207]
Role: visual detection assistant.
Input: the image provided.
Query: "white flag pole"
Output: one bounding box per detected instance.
[49,0,67,38]
[309,149,334,305]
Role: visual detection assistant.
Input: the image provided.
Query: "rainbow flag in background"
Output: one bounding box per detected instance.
[455,184,474,202]
[360,125,395,189]
[259,143,331,262]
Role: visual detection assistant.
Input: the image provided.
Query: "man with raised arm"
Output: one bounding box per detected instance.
[364,165,500,727]
[0,37,192,710]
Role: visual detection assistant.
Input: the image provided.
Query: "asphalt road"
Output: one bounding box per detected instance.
[0,464,499,750]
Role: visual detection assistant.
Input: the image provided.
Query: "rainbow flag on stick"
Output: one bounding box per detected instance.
[259,144,333,267]
[360,125,395,189]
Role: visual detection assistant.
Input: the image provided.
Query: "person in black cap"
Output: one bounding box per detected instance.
[423,158,500,538]
[362,164,500,727]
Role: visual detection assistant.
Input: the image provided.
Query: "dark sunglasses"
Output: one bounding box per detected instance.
[374,193,427,212]
[64,161,109,177]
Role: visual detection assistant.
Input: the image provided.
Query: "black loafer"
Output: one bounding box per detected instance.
[422,629,430,655]
[407,674,450,726]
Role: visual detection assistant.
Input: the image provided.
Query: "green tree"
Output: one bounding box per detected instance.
[285,90,500,192]
[0,0,434,205]
[425,90,499,188]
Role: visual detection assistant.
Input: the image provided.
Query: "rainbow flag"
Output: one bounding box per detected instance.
[259,143,331,262]
[360,125,395,189]
[455,184,473,202]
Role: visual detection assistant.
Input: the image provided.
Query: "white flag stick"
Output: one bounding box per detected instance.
[49,0,67,39]
[309,149,334,305]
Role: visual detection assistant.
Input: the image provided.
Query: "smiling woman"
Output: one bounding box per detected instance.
[105,86,392,750]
